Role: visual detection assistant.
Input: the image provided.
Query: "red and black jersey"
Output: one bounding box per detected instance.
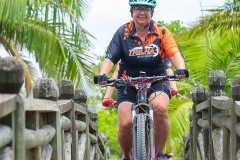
[105,20,179,78]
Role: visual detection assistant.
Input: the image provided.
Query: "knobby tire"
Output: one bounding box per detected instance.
[136,113,150,160]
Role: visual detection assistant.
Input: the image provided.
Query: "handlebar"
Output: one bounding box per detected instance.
[94,74,178,87]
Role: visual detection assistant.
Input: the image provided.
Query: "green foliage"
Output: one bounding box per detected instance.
[0,0,99,96]
[97,108,121,157]
[157,20,188,34]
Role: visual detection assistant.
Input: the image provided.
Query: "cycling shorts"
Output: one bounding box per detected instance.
[116,81,171,107]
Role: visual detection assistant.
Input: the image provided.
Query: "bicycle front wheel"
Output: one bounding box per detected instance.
[136,113,150,160]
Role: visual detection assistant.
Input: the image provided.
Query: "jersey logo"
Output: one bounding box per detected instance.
[129,44,158,57]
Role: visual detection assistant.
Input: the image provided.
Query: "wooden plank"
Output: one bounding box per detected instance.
[196,99,210,112]
[0,94,16,118]
[75,103,86,115]
[24,98,59,112]
[211,96,232,109]
[89,118,98,132]
[98,133,105,151]
[57,100,73,114]
[235,101,240,116]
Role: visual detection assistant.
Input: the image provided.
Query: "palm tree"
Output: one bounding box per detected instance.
[0,0,99,96]
[178,0,240,96]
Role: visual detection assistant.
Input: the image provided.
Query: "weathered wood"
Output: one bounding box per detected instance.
[89,133,97,144]
[235,101,240,116]
[208,70,227,160]
[48,112,62,160]
[75,103,86,115]
[58,79,74,100]
[0,94,16,118]
[211,96,232,109]
[208,70,226,97]
[89,118,98,132]
[0,124,12,148]
[25,125,55,149]
[14,94,25,160]
[236,123,240,137]
[60,115,71,131]
[197,118,209,129]
[0,147,14,160]
[75,120,86,132]
[57,100,73,114]
[0,57,24,93]
[212,128,223,160]
[212,114,231,130]
[196,99,210,112]
[88,107,98,122]
[41,144,53,160]
[64,132,72,160]
[191,86,209,160]
[90,144,96,160]
[230,75,240,160]
[197,133,205,160]
[33,78,59,101]
[98,133,106,151]
[24,98,59,112]
[74,89,87,104]
[78,132,87,160]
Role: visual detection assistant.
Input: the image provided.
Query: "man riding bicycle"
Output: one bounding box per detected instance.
[96,0,188,159]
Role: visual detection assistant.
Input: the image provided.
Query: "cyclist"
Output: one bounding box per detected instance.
[96,0,188,159]
[102,56,177,160]
[102,55,178,106]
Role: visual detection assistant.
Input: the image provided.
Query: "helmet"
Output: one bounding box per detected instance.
[129,0,157,8]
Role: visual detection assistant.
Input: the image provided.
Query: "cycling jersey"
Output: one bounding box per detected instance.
[105,20,179,78]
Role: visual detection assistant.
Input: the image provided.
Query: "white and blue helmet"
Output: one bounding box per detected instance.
[129,0,157,8]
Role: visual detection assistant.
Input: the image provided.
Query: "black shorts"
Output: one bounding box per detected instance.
[116,81,171,107]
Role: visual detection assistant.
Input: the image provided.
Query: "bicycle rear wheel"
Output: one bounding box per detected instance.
[136,113,150,160]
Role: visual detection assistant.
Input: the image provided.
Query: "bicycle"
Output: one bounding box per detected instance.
[94,70,188,160]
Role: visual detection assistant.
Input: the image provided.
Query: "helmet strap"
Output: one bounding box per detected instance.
[135,22,150,30]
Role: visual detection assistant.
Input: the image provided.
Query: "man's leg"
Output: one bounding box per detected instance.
[149,92,170,153]
[118,102,133,159]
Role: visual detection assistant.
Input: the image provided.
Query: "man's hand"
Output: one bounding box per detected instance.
[174,69,189,79]
[102,98,115,107]
[171,88,178,96]
[97,74,108,85]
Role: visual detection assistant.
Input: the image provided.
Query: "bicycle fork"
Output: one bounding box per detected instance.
[131,103,156,160]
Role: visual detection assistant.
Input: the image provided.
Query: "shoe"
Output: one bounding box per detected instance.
[156,152,167,160]
[122,159,128,160]
[165,152,173,159]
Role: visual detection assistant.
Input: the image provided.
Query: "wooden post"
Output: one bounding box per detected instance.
[32,78,62,160]
[74,89,89,160]
[0,57,25,159]
[208,70,226,160]
[191,86,209,160]
[230,75,240,160]
[14,94,25,160]
[0,57,24,93]
[58,79,75,160]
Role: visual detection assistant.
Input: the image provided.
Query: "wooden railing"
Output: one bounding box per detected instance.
[183,70,240,160]
[0,57,110,160]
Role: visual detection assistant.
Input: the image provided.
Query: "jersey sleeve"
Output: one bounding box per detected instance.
[162,27,180,59]
[105,27,123,65]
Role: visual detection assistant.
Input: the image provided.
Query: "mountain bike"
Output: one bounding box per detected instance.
[94,71,187,160]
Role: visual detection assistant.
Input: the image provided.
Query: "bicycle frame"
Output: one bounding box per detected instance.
[131,71,156,159]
